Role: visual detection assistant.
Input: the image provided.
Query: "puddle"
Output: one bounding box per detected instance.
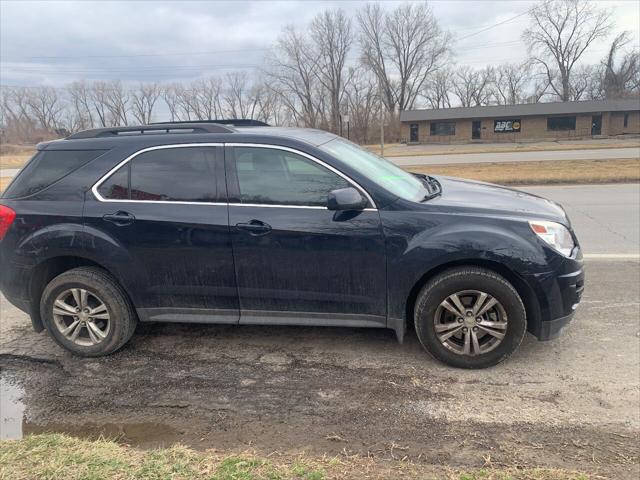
[1,374,180,448]
[0,376,26,440]
[22,422,181,449]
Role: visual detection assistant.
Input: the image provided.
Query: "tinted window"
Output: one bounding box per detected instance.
[547,116,576,131]
[3,150,106,199]
[127,147,215,202]
[233,147,350,206]
[430,122,456,136]
[97,165,129,200]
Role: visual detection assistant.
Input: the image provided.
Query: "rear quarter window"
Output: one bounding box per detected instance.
[2,149,107,199]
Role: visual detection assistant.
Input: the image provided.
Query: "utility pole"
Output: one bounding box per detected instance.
[379,83,385,157]
[342,114,350,141]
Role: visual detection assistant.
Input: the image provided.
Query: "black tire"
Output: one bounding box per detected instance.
[414,266,526,369]
[40,266,137,357]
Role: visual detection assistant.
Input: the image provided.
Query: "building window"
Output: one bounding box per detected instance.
[624,113,629,128]
[547,116,576,131]
[430,121,456,136]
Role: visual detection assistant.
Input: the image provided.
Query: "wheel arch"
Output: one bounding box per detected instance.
[404,258,542,336]
[28,255,132,332]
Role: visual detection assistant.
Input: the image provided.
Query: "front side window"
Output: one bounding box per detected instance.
[233,147,350,206]
[97,147,217,202]
[430,122,456,136]
[547,116,576,131]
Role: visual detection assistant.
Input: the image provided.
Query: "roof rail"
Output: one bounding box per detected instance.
[66,123,234,140]
[152,119,270,127]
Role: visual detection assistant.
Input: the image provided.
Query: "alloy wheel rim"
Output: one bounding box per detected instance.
[52,288,110,346]
[434,290,508,356]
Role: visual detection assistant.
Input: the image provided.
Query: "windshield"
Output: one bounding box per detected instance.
[319,138,428,202]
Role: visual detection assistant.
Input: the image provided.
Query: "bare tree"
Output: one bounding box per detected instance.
[310,9,354,132]
[358,2,450,115]
[25,86,65,131]
[89,81,129,126]
[162,84,182,122]
[523,0,613,101]
[344,67,379,143]
[130,82,161,124]
[601,32,640,98]
[422,69,453,109]
[493,62,532,105]
[266,25,324,127]
[0,87,38,142]
[68,81,95,131]
[224,72,251,118]
[451,66,494,107]
[190,77,224,120]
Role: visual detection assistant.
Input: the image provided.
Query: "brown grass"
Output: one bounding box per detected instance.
[366,141,640,157]
[0,153,33,169]
[0,176,11,193]
[406,158,640,185]
[0,434,592,480]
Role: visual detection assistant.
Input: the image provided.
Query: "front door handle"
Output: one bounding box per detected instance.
[236,220,272,236]
[103,211,135,226]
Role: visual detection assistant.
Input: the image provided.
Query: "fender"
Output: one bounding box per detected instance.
[77,225,145,307]
[381,210,553,336]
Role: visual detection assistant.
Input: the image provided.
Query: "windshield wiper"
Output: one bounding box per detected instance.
[420,175,442,201]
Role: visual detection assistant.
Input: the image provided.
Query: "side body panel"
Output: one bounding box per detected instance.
[225,145,388,327]
[81,145,239,323]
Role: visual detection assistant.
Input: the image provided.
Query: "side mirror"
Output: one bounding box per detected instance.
[327,187,368,211]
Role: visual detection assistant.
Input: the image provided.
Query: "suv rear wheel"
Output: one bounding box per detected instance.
[40,267,137,356]
[414,266,526,369]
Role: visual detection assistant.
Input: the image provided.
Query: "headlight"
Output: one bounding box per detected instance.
[529,220,575,257]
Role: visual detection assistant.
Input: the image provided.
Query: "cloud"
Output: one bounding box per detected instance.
[1,0,638,86]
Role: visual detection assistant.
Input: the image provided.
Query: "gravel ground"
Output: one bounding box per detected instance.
[1,259,639,478]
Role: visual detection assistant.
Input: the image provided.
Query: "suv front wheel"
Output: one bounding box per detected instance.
[40,267,137,356]
[414,266,527,369]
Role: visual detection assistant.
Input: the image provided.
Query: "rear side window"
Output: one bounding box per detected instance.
[97,147,217,202]
[3,150,107,199]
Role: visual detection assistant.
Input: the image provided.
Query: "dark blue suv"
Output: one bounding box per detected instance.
[0,122,584,368]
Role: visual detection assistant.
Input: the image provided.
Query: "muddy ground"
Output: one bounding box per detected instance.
[1,260,639,478]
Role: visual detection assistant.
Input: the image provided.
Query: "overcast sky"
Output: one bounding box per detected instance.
[1,0,639,88]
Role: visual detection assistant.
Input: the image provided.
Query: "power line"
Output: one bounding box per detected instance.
[0,47,273,61]
[455,8,532,41]
[3,64,261,72]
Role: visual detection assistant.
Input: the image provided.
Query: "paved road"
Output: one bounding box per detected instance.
[521,183,640,255]
[392,146,640,166]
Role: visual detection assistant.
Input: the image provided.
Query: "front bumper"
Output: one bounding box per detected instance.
[524,248,584,341]
[538,311,576,340]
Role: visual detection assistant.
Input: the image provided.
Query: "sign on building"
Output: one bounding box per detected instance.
[494,119,521,133]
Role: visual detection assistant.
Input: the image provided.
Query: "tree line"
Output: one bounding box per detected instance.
[1,0,638,145]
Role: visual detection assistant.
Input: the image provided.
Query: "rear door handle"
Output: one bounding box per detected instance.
[103,211,135,226]
[236,220,272,236]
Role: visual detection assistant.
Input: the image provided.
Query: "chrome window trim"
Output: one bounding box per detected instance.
[91,142,378,210]
[91,143,224,204]
[227,143,377,209]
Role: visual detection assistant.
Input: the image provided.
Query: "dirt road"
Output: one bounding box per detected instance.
[1,258,639,478]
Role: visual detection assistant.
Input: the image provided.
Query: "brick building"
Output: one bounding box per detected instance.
[400,98,640,144]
